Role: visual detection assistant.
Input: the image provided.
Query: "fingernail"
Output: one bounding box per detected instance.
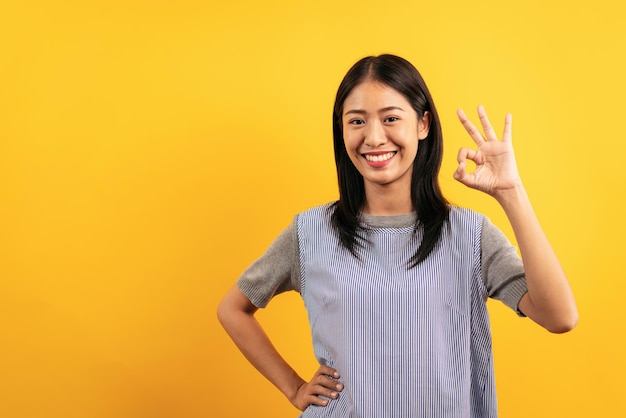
[333,372,340,378]
[336,383,343,390]
[331,391,338,398]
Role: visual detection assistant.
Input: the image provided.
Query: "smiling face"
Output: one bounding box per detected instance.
[342,80,430,195]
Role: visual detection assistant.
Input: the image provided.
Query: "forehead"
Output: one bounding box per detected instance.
[343,81,412,110]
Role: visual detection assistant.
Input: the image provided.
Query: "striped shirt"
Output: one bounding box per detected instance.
[238,204,527,417]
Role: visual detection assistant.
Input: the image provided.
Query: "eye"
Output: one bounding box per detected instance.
[348,119,365,125]
[384,116,399,123]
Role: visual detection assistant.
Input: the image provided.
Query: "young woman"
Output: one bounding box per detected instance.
[217,54,577,417]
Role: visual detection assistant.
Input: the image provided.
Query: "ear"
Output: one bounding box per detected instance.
[418,111,431,140]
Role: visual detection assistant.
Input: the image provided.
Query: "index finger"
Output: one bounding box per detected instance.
[317,365,340,378]
[457,108,484,146]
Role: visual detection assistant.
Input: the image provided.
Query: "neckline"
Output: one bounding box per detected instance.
[360,212,417,228]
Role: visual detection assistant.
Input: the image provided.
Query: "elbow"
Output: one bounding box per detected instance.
[545,310,579,334]
[216,298,231,328]
[216,301,225,326]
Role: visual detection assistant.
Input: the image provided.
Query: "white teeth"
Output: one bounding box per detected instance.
[365,152,395,162]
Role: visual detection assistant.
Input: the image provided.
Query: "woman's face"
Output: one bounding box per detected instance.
[342,81,429,193]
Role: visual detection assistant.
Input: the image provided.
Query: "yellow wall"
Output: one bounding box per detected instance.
[1,0,624,416]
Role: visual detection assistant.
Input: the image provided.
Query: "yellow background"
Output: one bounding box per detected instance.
[1,0,624,417]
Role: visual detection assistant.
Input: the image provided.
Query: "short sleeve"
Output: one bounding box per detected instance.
[481,217,528,316]
[236,219,300,308]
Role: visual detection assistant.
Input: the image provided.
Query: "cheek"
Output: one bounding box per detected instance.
[342,135,361,165]
[342,132,359,154]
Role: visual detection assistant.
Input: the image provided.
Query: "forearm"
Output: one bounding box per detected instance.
[217,287,305,402]
[495,184,578,333]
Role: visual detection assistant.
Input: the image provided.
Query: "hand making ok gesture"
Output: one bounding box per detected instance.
[454,105,523,199]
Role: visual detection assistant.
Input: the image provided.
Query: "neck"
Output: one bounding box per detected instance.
[362,183,413,215]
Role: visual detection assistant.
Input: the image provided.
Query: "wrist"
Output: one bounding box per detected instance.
[493,182,527,208]
[285,375,307,406]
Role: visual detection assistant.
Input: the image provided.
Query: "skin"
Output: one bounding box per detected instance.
[341,81,430,215]
[217,84,578,411]
[217,289,342,410]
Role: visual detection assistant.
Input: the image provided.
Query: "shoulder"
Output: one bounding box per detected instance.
[297,202,336,216]
[447,205,485,232]
[296,202,336,225]
[295,202,341,251]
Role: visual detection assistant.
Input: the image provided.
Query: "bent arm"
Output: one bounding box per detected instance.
[217,285,307,402]
[217,285,343,410]
[455,107,577,333]
[496,185,578,333]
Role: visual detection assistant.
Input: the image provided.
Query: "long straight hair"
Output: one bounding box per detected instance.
[330,54,449,267]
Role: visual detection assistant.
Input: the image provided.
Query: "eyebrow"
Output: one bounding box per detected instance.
[344,106,405,116]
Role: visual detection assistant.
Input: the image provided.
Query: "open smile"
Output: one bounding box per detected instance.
[363,151,397,162]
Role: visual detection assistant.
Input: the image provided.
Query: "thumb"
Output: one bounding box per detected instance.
[453,161,470,184]
[454,148,474,185]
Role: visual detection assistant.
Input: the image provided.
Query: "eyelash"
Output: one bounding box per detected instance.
[348,116,399,125]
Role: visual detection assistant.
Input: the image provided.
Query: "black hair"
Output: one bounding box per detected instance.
[330,54,449,267]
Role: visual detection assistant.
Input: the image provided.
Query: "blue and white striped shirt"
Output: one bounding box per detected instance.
[297,205,507,417]
[238,204,527,417]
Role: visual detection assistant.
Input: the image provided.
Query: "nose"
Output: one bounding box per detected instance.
[364,120,387,147]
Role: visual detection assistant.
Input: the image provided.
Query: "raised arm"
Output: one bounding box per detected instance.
[217,285,343,410]
[454,106,578,333]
